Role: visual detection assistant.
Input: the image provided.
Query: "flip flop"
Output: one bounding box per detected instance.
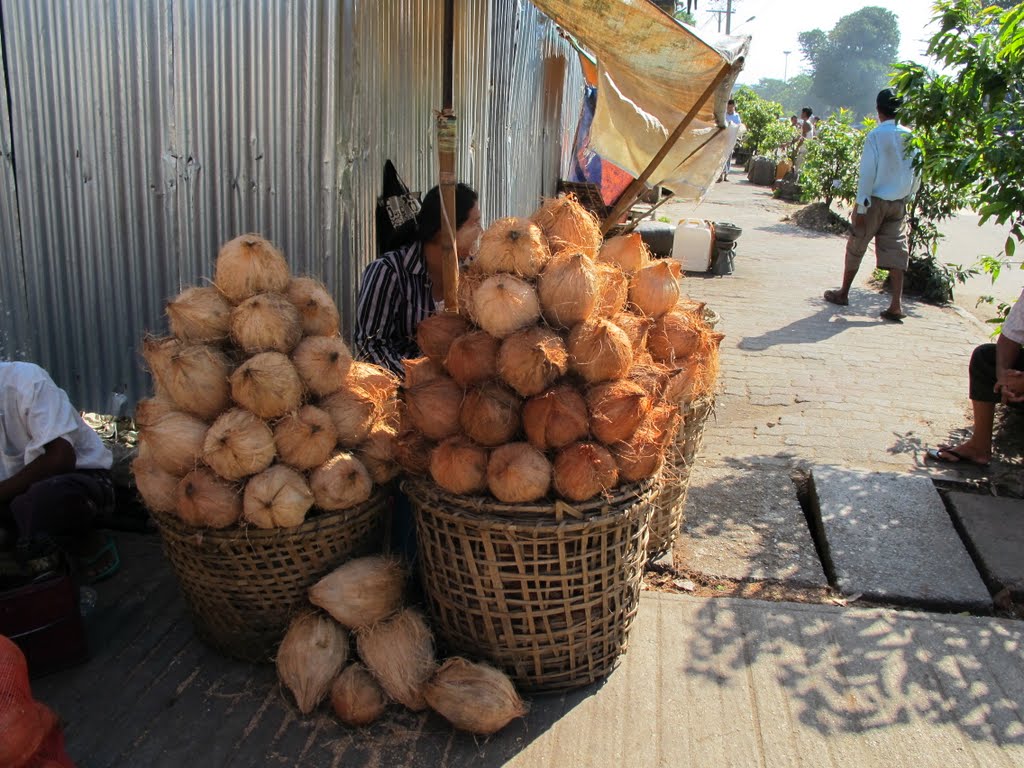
[823,289,848,306]
[925,447,989,467]
[879,309,906,322]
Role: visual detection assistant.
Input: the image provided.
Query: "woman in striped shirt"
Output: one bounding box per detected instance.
[355,183,481,375]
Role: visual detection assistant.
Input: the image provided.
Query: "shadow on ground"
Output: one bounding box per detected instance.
[737,300,885,351]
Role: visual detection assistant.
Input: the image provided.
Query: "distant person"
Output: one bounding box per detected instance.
[823,88,920,322]
[720,98,742,182]
[0,361,114,573]
[926,287,1024,466]
[799,107,815,140]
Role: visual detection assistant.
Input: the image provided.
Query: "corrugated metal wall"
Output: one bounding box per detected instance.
[0,0,584,411]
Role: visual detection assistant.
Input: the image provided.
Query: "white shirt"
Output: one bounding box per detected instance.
[0,361,112,482]
[855,119,921,214]
[1002,288,1024,345]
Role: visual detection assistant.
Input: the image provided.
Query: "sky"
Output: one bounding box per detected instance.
[691,0,943,85]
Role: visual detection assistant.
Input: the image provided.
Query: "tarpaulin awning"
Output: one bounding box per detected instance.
[532,0,750,202]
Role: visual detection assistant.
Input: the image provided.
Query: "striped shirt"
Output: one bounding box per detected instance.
[354,242,435,375]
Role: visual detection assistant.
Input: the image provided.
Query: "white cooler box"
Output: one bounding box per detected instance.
[672,218,714,272]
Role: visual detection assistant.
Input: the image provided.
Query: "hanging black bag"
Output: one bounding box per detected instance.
[375,160,421,254]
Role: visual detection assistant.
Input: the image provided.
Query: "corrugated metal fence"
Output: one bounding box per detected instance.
[0,0,584,411]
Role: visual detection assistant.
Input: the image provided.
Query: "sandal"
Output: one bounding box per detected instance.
[925,447,989,467]
[823,289,848,306]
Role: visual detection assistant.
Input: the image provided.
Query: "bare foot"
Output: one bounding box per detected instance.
[932,440,991,465]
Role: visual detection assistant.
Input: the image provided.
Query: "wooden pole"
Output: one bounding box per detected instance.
[438,0,459,312]
[600,63,732,235]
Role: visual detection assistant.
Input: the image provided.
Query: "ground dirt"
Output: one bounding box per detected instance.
[783,201,850,235]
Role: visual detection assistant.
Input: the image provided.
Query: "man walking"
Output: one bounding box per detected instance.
[823,88,920,322]
[719,99,742,181]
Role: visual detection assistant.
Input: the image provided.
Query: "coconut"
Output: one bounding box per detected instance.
[356,608,436,711]
[444,330,500,387]
[292,336,353,397]
[598,232,650,274]
[230,292,303,354]
[586,380,653,445]
[357,422,400,485]
[243,464,314,528]
[310,452,373,510]
[474,217,550,277]
[487,442,551,503]
[530,194,602,258]
[174,468,241,528]
[215,233,290,303]
[628,360,671,398]
[403,356,446,389]
[230,352,304,420]
[273,405,338,470]
[394,423,434,476]
[424,658,529,735]
[166,285,232,343]
[472,274,541,339]
[497,326,568,398]
[611,403,681,482]
[134,395,177,429]
[142,337,232,420]
[648,309,702,365]
[521,384,590,451]
[537,251,598,328]
[613,311,655,354]
[456,269,487,326]
[309,555,406,629]
[430,436,489,495]
[202,408,276,481]
[404,373,463,441]
[593,262,628,317]
[331,664,388,727]
[346,360,400,404]
[285,276,341,337]
[143,409,208,476]
[553,442,619,502]
[629,260,681,318]
[416,313,471,364]
[276,612,349,715]
[460,383,521,447]
[321,390,380,449]
[131,455,180,514]
[567,317,634,384]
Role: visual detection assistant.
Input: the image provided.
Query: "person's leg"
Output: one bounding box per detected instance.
[825,202,880,304]
[9,472,105,545]
[874,200,910,318]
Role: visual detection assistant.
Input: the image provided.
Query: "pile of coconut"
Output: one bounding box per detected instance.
[276,555,528,734]
[131,233,400,529]
[396,196,723,504]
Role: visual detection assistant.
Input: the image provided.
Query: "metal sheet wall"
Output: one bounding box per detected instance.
[0,0,583,411]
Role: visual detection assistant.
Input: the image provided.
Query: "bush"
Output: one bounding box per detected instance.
[733,87,796,159]
[797,109,868,209]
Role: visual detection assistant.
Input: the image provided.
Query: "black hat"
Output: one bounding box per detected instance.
[876,88,902,115]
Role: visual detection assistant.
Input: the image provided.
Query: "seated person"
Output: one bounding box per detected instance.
[0,361,114,572]
[927,287,1024,465]
[354,183,481,375]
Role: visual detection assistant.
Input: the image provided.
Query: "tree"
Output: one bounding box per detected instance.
[733,87,798,158]
[749,74,813,117]
[797,110,868,208]
[799,7,900,116]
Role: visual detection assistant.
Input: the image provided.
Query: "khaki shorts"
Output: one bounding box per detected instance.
[844,197,910,271]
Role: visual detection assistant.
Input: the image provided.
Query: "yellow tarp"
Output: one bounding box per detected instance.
[532,0,749,202]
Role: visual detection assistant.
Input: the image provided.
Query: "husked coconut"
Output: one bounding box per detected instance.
[132,456,180,514]
[292,336,352,397]
[629,260,682,318]
[593,262,628,317]
[586,380,652,445]
[567,317,633,384]
[166,285,232,343]
[202,408,275,481]
[497,326,568,398]
[174,468,241,528]
[611,403,680,482]
[357,608,436,711]
[331,664,388,727]
[276,612,349,715]
[404,373,463,441]
[243,464,314,528]
[230,292,303,354]
[553,442,619,502]
[430,436,489,495]
[530,195,602,258]
[134,394,177,430]
[474,217,550,277]
[460,383,521,447]
[142,409,208,476]
[142,337,232,420]
[402,356,446,390]
[537,251,598,328]
[321,387,378,448]
[309,555,406,629]
[357,423,400,485]
[472,274,541,339]
[521,385,590,451]
[286,276,341,337]
[273,405,338,470]
[647,309,702,365]
[310,452,373,510]
[487,443,551,503]
[215,233,290,303]
[444,330,500,387]
[597,232,650,274]
[424,657,528,735]
[230,352,304,420]
[416,313,470,364]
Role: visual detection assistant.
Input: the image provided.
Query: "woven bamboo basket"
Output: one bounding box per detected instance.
[406,476,658,692]
[151,489,389,662]
[647,396,715,557]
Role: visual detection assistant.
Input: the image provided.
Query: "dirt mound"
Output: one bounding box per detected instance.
[785,202,850,236]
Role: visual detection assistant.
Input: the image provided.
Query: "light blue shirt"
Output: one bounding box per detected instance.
[855,119,920,214]
[725,111,741,126]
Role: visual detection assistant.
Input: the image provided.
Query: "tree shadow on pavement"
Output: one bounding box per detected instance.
[738,302,879,351]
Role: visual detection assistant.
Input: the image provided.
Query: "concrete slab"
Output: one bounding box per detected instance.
[947,492,1024,601]
[811,466,992,611]
[678,461,828,587]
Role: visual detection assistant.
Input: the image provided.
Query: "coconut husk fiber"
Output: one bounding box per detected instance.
[309,555,407,630]
[331,663,388,727]
[356,608,436,711]
[423,657,528,735]
[276,612,349,715]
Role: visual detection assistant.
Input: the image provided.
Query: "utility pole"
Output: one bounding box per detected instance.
[707,0,735,34]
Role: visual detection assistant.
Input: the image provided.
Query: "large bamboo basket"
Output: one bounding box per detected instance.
[406,476,658,692]
[647,396,715,557]
[151,489,389,662]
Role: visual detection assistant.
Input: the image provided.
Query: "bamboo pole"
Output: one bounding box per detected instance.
[438,0,459,312]
[600,63,732,235]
